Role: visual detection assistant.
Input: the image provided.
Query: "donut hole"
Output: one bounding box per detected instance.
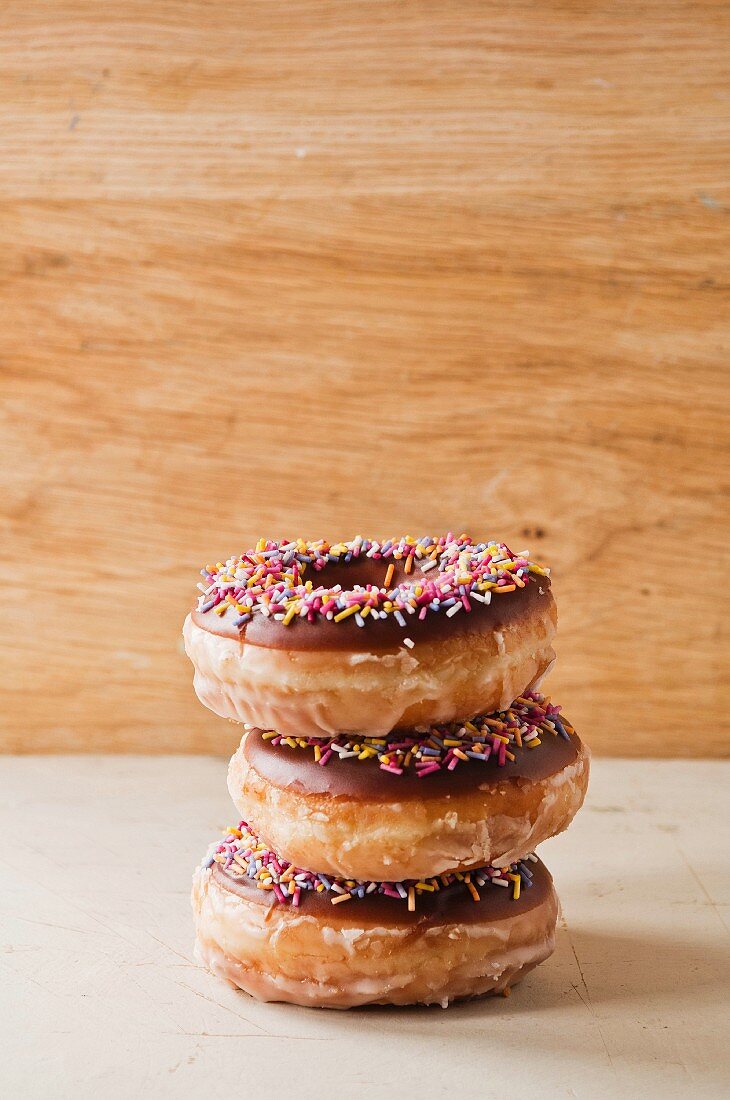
[306,554,425,593]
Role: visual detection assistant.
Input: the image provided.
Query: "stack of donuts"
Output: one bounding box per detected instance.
[185,535,589,1008]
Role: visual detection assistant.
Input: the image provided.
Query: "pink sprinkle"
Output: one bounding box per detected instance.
[318,749,333,766]
[272,884,287,903]
[380,763,404,775]
[417,763,441,778]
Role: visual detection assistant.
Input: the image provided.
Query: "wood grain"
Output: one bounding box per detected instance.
[0,2,728,755]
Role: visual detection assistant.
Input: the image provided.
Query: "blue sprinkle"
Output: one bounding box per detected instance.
[553,719,570,741]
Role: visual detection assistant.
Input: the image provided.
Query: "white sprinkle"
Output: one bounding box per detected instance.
[446,603,462,617]
[420,558,438,572]
[403,637,415,649]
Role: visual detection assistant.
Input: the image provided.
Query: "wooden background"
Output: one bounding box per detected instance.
[1,2,728,756]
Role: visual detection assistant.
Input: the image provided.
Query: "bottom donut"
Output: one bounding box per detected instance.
[192,822,559,1009]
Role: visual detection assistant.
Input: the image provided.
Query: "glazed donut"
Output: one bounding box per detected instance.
[183,535,556,738]
[192,822,559,1009]
[227,693,589,881]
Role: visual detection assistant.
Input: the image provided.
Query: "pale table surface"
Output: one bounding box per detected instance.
[1,757,728,1100]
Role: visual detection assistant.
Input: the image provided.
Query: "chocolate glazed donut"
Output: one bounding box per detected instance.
[192,843,559,1009]
[183,536,558,737]
[227,698,590,880]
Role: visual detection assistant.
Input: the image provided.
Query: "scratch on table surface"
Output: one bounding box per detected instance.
[175,1030,334,1041]
[173,977,270,1035]
[15,873,142,950]
[146,930,196,966]
[561,921,617,1073]
[13,914,102,935]
[673,841,728,934]
[1,960,58,996]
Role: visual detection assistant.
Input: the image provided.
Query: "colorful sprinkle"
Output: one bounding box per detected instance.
[194,535,549,647]
[258,693,573,777]
[203,822,537,911]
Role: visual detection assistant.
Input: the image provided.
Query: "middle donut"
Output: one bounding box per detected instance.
[227,692,590,882]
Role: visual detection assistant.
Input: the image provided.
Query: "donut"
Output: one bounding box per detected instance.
[183,535,556,738]
[192,822,559,1008]
[226,693,589,881]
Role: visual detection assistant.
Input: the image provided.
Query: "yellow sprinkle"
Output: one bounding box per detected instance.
[466,881,481,902]
[331,893,353,905]
[508,873,521,900]
[415,882,436,891]
[282,602,299,626]
[526,739,541,749]
[407,887,416,912]
[453,748,469,761]
[334,604,361,622]
[314,744,321,762]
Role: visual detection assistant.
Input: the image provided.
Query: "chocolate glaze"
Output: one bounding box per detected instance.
[211,856,553,927]
[192,561,552,651]
[242,724,581,802]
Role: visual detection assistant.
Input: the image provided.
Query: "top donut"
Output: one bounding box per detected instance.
[192,534,551,650]
[184,536,557,737]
